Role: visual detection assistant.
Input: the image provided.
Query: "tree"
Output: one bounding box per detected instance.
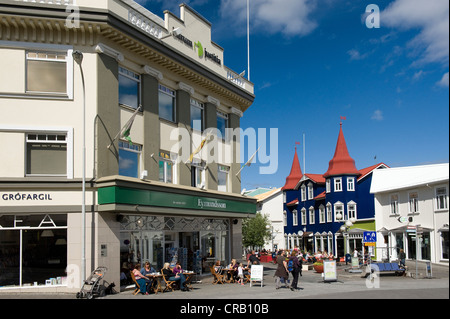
[242,212,271,250]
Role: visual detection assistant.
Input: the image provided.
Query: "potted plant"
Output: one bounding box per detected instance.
[313,260,324,273]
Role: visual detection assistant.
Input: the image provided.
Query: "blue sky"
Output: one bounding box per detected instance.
[137,0,449,190]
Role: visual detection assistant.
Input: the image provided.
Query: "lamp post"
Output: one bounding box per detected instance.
[72,50,86,286]
[336,213,356,258]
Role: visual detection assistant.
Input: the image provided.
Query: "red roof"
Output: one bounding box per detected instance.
[358,163,389,181]
[314,191,326,200]
[304,173,326,184]
[282,148,303,190]
[324,124,360,178]
[287,198,299,206]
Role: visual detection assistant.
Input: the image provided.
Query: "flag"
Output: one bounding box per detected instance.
[236,147,260,176]
[107,106,141,149]
[340,116,347,121]
[188,132,211,163]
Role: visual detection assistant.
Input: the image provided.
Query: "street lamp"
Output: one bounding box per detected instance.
[73,50,86,287]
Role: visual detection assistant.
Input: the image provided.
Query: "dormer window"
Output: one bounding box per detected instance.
[307,183,314,200]
[301,185,306,201]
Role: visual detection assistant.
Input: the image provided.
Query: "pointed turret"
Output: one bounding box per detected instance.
[323,123,360,178]
[282,147,303,190]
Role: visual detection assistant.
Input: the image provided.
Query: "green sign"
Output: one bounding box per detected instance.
[98,186,256,215]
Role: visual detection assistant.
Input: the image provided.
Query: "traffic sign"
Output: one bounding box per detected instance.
[363,231,376,243]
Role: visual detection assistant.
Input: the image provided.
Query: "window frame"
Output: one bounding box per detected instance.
[435,186,448,211]
[408,191,419,214]
[158,84,176,123]
[190,99,204,132]
[118,66,141,110]
[159,151,177,184]
[390,194,399,215]
[301,208,307,225]
[309,207,315,224]
[118,140,142,178]
[334,177,342,192]
[293,210,298,226]
[218,164,230,192]
[347,177,355,191]
[216,111,229,140]
[347,201,357,220]
[25,49,73,98]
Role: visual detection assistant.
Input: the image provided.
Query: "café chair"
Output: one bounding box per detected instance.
[130,272,141,296]
[210,266,224,284]
[161,269,177,292]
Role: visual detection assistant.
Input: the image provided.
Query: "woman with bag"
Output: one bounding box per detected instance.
[274,250,289,289]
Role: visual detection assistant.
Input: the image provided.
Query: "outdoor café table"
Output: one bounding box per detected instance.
[182,271,195,290]
[146,273,163,294]
[223,268,236,283]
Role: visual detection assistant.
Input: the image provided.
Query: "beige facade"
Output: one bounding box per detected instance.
[0,0,255,293]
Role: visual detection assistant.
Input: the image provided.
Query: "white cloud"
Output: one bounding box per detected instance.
[347,49,369,61]
[219,0,318,37]
[437,72,449,87]
[371,110,384,121]
[382,0,449,66]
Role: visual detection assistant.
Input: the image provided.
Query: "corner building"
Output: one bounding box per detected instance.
[0,0,256,292]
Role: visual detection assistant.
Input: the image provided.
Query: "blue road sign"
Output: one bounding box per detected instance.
[363,231,377,243]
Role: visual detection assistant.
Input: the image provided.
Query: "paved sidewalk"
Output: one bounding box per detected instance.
[0,260,448,299]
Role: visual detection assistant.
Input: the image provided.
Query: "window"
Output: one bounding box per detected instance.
[334,203,344,221]
[409,192,419,213]
[348,202,357,220]
[217,111,228,139]
[326,179,331,193]
[119,67,141,110]
[334,178,342,192]
[191,161,205,188]
[26,133,67,176]
[326,203,332,222]
[442,232,449,260]
[347,177,355,191]
[301,185,306,202]
[190,99,204,132]
[435,187,448,210]
[159,85,176,122]
[218,165,230,192]
[26,51,67,94]
[119,141,141,178]
[309,207,315,224]
[159,151,176,183]
[301,208,307,225]
[283,211,287,226]
[319,205,325,223]
[390,194,399,215]
[293,210,298,226]
[307,183,314,200]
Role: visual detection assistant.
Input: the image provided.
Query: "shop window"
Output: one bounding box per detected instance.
[159,85,176,122]
[190,99,204,132]
[119,141,142,178]
[442,232,449,260]
[0,214,67,288]
[119,66,141,110]
[26,133,67,176]
[26,51,67,95]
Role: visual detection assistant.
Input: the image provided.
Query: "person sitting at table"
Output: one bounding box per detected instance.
[162,262,188,292]
[132,264,150,295]
[173,262,183,276]
[140,261,156,290]
[214,260,224,275]
[247,251,260,267]
[227,259,239,282]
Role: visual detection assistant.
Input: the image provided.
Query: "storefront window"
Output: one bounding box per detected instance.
[442,232,449,260]
[120,215,229,275]
[0,214,67,288]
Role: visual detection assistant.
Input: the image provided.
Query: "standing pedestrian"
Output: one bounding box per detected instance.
[289,250,301,291]
[274,250,289,289]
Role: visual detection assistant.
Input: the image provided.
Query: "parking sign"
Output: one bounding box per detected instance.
[363,231,376,243]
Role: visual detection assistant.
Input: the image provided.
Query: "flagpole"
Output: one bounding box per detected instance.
[236,146,260,176]
[303,133,306,174]
[247,0,250,81]
[107,106,141,149]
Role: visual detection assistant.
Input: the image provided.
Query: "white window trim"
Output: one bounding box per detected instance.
[309,206,315,224]
[0,125,73,179]
[334,201,344,222]
[301,185,306,202]
[435,185,449,212]
[326,179,331,193]
[119,66,141,110]
[319,205,326,224]
[408,191,419,214]
[293,209,298,226]
[390,193,399,215]
[326,203,332,223]
[301,208,307,225]
[159,152,178,184]
[347,201,357,220]
[334,177,342,192]
[283,210,287,227]
[307,183,314,200]
[347,177,355,192]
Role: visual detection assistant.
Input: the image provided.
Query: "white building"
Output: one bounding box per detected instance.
[251,188,285,252]
[371,163,449,264]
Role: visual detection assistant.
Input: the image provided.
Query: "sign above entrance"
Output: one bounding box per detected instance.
[363,231,376,243]
[98,186,256,215]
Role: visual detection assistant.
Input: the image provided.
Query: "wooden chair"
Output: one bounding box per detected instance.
[130,272,141,296]
[210,266,224,284]
[161,269,177,292]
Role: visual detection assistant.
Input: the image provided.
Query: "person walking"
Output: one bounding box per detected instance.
[288,250,301,291]
[274,250,289,289]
